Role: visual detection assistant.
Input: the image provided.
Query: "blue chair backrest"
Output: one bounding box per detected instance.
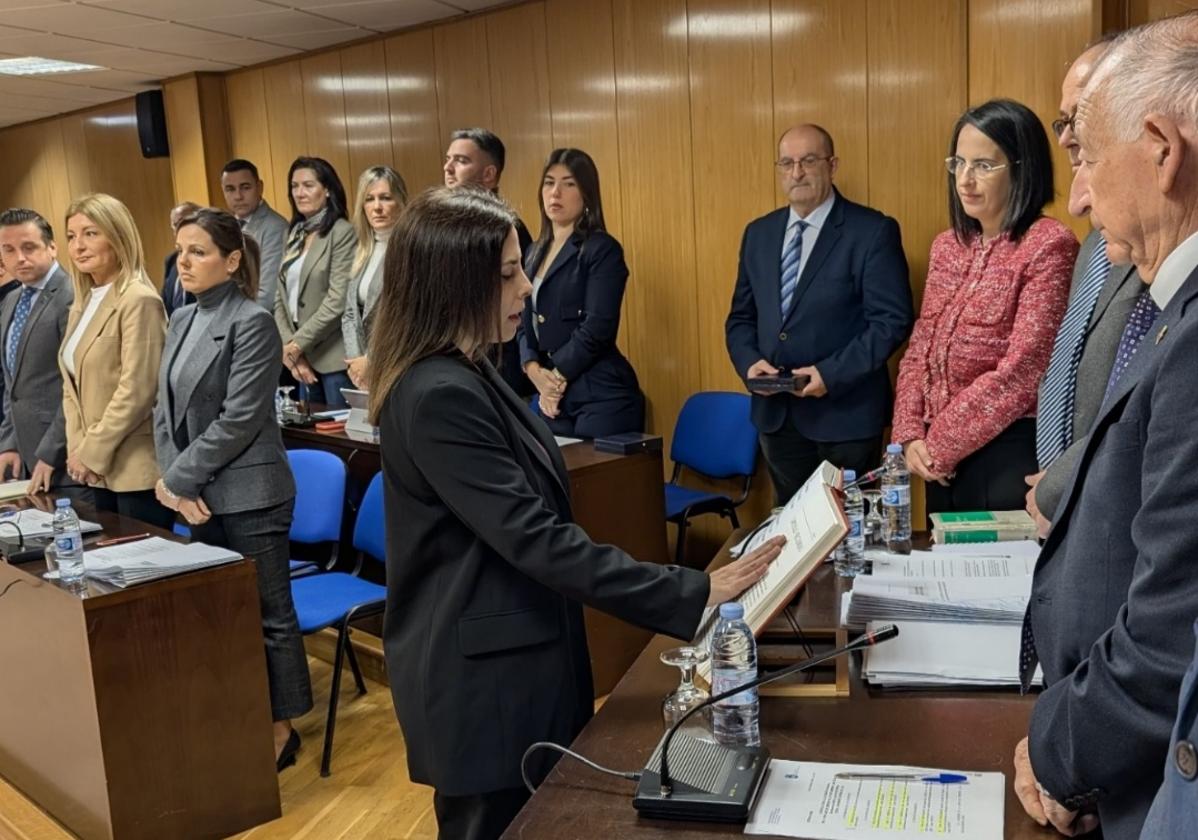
[353,471,387,566]
[669,392,757,479]
[287,449,347,544]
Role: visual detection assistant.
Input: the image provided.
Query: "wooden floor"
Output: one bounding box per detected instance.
[0,653,439,840]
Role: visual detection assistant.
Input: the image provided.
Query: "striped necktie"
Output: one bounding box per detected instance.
[1035,246,1111,468]
[779,219,808,320]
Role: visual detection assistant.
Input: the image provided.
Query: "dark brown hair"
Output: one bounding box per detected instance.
[527,148,606,273]
[175,207,261,300]
[368,187,516,422]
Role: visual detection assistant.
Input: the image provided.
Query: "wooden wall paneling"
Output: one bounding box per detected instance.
[262,63,310,213]
[163,75,211,207]
[300,51,351,186]
[339,41,394,186]
[485,1,553,227]
[687,0,774,394]
[968,0,1097,241]
[58,113,91,208]
[32,122,73,229]
[224,69,280,210]
[433,17,494,143]
[383,29,443,193]
[611,0,699,442]
[544,0,630,354]
[196,73,232,208]
[866,0,966,304]
[771,0,870,205]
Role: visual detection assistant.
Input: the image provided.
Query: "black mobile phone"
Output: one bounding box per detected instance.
[749,374,809,393]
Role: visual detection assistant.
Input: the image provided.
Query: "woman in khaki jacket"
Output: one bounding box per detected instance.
[59,193,172,528]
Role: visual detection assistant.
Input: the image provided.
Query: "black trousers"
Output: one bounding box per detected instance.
[433,787,530,840]
[542,390,645,439]
[191,499,314,721]
[924,418,1038,514]
[759,424,882,505]
[90,487,176,531]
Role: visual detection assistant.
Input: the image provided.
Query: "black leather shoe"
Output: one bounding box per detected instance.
[276,729,300,772]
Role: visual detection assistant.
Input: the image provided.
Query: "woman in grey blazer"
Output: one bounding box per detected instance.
[275,156,356,408]
[154,208,312,772]
[343,165,408,390]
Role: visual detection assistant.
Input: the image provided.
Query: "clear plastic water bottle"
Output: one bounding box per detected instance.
[52,498,85,584]
[836,470,866,577]
[882,443,912,554]
[710,602,760,747]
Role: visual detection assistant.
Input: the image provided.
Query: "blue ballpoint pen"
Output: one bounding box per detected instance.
[835,772,969,784]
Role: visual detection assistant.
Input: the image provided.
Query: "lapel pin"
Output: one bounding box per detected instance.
[1155,324,1168,345]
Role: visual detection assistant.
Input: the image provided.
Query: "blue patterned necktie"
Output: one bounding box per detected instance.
[1101,288,1161,405]
[5,286,35,374]
[1035,246,1111,468]
[779,219,809,320]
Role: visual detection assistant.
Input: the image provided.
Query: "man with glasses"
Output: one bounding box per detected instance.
[1024,34,1143,536]
[726,124,913,503]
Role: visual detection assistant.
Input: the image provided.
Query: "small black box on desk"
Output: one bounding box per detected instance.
[593,432,663,455]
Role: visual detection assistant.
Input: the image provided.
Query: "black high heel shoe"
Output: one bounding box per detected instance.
[276,729,301,772]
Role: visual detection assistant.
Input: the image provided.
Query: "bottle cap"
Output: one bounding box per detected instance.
[886,443,903,454]
[843,469,856,481]
[55,498,71,508]
[718,602,745,620]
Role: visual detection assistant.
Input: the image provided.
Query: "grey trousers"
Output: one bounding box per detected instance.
[192,499,314,721]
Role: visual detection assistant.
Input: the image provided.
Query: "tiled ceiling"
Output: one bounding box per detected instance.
[0,0,511,127]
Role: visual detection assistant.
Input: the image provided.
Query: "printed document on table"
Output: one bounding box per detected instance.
[928,541,1040,561]
[745,760,1003,840]
[867,552,1035,579]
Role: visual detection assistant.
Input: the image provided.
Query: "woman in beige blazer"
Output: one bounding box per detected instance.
[60,193,172,528]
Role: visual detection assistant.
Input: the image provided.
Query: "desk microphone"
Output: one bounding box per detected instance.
[633,623,899,823]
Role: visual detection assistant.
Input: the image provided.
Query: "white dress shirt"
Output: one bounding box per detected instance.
[779,191,836,281]
[61,282,113,379]
[1149,229,1198,310]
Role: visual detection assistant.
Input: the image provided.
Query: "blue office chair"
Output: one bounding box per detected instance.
[665,392,759,565]
[289,470,387,777]
[286,449,347,577]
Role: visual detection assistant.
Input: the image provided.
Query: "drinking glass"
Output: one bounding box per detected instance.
[661,646,710,730]
[862,490,884,545]
[276,387,296,422]
[43,543,59,580]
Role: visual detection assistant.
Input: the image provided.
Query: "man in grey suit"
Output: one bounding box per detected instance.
[1026,36,1143,534]
[1014,12,1198,838]
[221,158,289,312]
[0,208,73,494]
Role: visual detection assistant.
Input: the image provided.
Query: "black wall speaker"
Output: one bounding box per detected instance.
[135,89,170,158]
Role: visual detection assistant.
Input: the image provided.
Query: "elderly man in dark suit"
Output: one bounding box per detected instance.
[0,208,74,495]
[1014,12,1198,839]
[1026,37,1143,533]
[726,124,914,503]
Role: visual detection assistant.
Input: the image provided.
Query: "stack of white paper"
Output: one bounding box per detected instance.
[845,576,1031,625]
[0,507,102,539]
[862,619,1042,687]
[745,759,1004,840]
[85,537,241,588]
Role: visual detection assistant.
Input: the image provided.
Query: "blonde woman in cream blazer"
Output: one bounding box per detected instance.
[59,193,172,528]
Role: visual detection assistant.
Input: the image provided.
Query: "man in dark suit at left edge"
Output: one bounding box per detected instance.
[726,124,914,503]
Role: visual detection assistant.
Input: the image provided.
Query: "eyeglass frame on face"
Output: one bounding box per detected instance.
[1051,113,1075,139]
[775,154,834,172]
[944,155,1017,179]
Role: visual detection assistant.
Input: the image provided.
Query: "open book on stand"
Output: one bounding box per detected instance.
[693,462,847,683]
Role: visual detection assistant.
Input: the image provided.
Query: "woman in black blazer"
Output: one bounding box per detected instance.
[518,149,642,438]
[368,188,782,840]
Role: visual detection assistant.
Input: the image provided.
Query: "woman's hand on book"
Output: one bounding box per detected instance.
[706,536,786,607]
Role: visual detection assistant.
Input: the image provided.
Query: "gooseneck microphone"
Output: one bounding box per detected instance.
[635,623,899,822]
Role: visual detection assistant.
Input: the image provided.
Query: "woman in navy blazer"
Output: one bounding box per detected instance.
[518,149,642,438]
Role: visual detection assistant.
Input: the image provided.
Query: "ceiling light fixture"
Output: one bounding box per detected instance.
[0,57,103,76]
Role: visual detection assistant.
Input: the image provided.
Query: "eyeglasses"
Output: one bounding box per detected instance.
[775,155,833,172]
[944,156,1015,179]
[1051,114,1075,138]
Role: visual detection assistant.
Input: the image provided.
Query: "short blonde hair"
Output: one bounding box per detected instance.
[64,193,155,298]
[351,166,409,276]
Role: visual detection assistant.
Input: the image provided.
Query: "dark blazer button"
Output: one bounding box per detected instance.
[779,332,788,341]
[1176,741,1197,780]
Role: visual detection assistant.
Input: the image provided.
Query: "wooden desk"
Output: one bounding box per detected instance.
[504,534,1050,839]
[282,422,671,695]
[0,507,280,839]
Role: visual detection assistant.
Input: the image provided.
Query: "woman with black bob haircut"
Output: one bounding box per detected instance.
[892,98,1077,513]
[369,187,783,840]
[275,155,356,408]
[155,208,312,771]
[518,148,643,437]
